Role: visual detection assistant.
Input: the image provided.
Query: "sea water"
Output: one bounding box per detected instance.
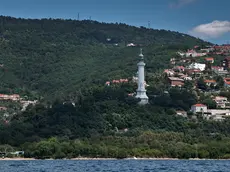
[0,160,230,172]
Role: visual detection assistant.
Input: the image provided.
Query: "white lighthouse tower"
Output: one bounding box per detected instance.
[135,49,149,105]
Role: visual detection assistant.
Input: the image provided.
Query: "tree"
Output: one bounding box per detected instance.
[184,80,194,90]
[197,78,207,91]
[202,98,216,109]
[215,76,224,88]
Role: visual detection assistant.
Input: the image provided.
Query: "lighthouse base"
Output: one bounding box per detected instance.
[138,98,149,105]
[135,91,149,105]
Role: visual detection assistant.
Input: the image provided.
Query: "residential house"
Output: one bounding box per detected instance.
[213,96,230,109]
[0,94,20,101]
[176,111,187,118]
[128,93,135,96]
[204,79,217,87]
[174,66,185,72]
[224,78,230,87]
[186,49,198,57]
[105,81,110,86]
[181,49,207,57]
[188,63,206,71]
[119,79,128,83]
[201,47,214,52]
[164,69,175,76]
[180,58,192,63]
[205,57,214,63]
[214,45,230,52]
[179,75,192,81]
[170,58,176,65]
[223,57,230,70]
[168,77,184,87]
[0,107,7,111]
[176,73,185,78]
[211,66,228,75]
[127,43,136,47]
[184,69,202,78]
[111,79,128,84]
[212,66,223,71]
[112,80,120,84]
[21,100,38,111]
[191,104,208,113]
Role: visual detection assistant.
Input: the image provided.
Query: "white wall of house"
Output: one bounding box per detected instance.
[224,83,230,87]
[191,105,208,113]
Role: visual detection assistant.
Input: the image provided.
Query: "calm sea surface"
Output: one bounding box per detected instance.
[0,160,230,172]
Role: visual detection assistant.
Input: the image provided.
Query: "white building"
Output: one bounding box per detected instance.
[127,43,136,47]
[191,104,208,113]
[214,96,230,109]
[207,109,230,116]
[178,50,207,57]
[135,49,148,105]
[188,63,206,71]
[176,111,187,118]
[21,100,38,111]
[211,66,228,75]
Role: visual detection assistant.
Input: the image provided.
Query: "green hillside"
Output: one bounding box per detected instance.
[3,16,230,160]
[0,16,210,100]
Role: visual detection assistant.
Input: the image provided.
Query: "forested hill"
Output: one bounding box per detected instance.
[0,16,210,100]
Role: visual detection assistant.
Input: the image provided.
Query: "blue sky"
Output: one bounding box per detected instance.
[0,0,229,44]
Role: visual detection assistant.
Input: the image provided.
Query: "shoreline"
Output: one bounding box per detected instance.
[1,157,230,161]
[0,158,36,161]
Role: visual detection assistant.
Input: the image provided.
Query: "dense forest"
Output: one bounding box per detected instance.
[1,85,230,159]
[2,16,227,159]
[0,16,209,100]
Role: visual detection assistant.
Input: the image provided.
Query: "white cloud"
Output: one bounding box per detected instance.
[189,20,230,39]
[169,0,197,8]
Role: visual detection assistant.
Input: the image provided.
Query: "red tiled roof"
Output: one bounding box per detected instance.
[205,57,214,60]
[204,80,216,83]
[193,69,201,72]
[176,66,185,69]
[168,77,184,81]
[224,78,230,85]
[212,66,222,69]
[193,104,206,107]
[224,78,230,82]
[215,96,227,99]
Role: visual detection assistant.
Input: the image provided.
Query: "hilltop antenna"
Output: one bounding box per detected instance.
[78,13,80,20]
[148,21,150,29]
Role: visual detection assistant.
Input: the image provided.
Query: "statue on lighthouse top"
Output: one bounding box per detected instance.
[139,48,144,60]
[135,48,149,105]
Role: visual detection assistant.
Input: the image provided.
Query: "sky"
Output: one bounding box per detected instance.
[0,0,229,44]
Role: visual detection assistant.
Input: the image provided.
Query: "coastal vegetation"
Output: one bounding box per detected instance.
[1,85,230,159]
